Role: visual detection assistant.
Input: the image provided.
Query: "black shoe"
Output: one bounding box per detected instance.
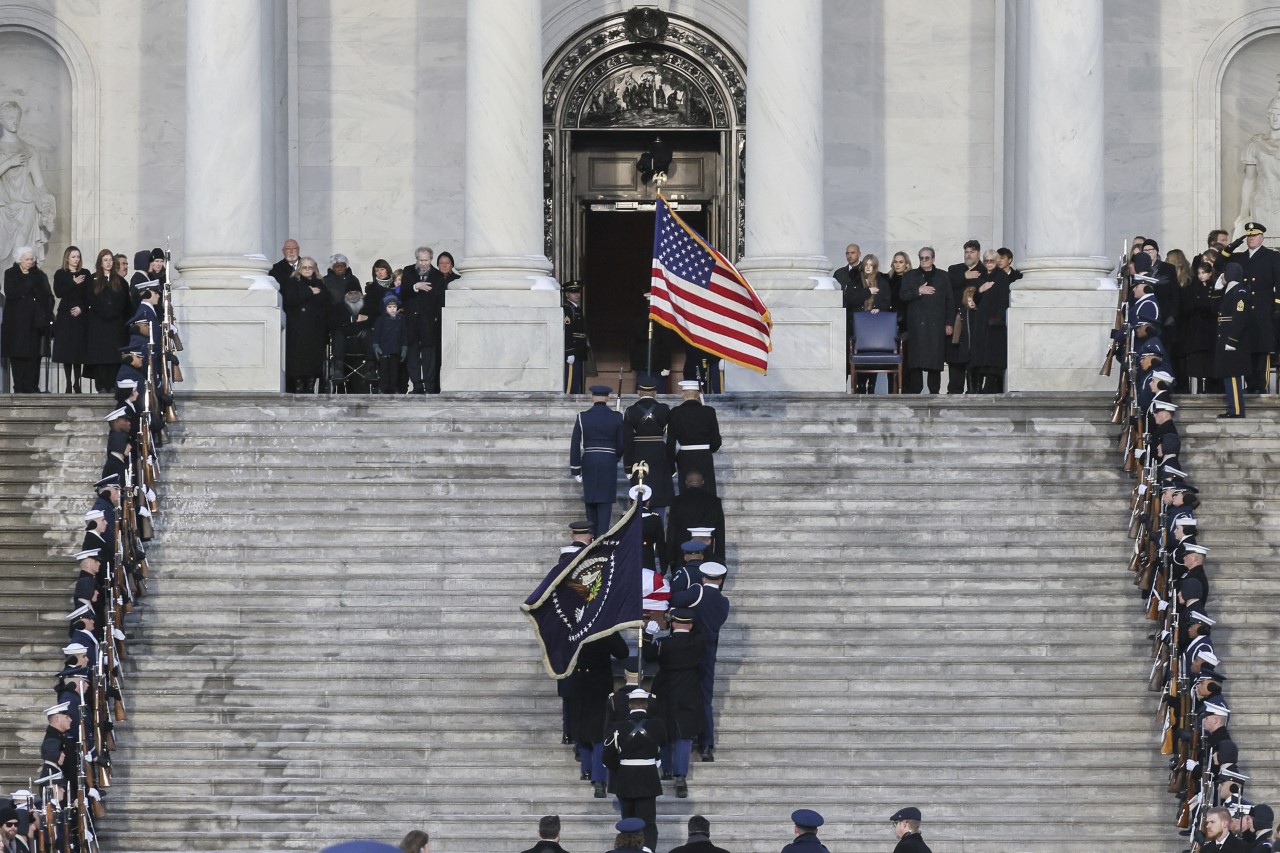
[561,734,572,745]
[661,772,672,781]
[701,749,714,762]
[580,771,590,781]
[1216,413,1244,418]
[675,777,688,798]
[593,782,607,798]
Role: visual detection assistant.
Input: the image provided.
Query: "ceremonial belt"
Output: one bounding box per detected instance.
[678,444,711,451]
[633,436,664,442]
[620,758,658,766]
[583,447,617,453]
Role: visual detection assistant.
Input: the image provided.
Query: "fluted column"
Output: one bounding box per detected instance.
[730,0,841,391]
[1007,0,1114,391]
[174,0,281,391]
[443,0,561,391]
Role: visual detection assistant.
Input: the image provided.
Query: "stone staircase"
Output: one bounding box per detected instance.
[1,392,1277,853]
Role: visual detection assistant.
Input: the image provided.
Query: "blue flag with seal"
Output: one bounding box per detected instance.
[521,500,643,679]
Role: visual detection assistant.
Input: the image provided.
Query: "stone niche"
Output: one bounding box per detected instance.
[1220,33,1280,242]
[0,31,71,265]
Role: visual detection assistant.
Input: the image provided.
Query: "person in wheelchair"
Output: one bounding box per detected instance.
[330,282,376,393]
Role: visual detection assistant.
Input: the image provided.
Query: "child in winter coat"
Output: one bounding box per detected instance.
[373,294,408,394]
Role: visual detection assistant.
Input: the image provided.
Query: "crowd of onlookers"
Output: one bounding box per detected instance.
[1,245,167,394]
[270,240,459,395]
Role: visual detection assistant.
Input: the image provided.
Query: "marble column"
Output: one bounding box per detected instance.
[729,0,841,392]
[442,0,561,391]
[174,0,282,391]
[1006,0,1115,392]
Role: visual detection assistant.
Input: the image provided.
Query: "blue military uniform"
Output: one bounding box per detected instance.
[782,810,829,853]
[563,282,589,395]
[569,390,625,536]
[672,570,730,759]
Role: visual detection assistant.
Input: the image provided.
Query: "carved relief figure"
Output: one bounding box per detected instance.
[1235,82,1280,238]
[0,100,55,264]
[581,65,710,128]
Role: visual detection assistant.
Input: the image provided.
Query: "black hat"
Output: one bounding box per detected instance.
[670,607,695,623]
[0,806,18,824]
[791,809,824,830]
[149,247,165,261]
[636,374,657,392]
[1244,222,1267,235]
[615,817,645,833]
[588,385,612,396]
[562,280,582,293]
[1252,804,1274,829]
[568,520,592,534]
[890,807,922,823]
[1132,253,1153,273]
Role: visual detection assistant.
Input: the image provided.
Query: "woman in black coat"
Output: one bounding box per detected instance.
[2,247,54,393]
[282,256,329,392]
[83,248,131,392]
[1182,262,1219,392]
[52,245,90,392]
[969,252,1011,393]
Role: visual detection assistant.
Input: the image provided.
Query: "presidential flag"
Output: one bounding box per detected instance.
[521,501,643,679]
[650,196,772,373]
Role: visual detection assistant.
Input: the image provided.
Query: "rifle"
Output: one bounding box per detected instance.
[1100,241,1130,376]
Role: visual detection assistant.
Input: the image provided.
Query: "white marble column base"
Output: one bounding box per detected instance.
[170,284,283,392]
[441,290,563,391]
[723,289,845,392]
[1006,284,1116,392]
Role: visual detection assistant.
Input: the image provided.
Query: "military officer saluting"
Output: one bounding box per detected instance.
[623,375,674,513]
[563,281,590,395]
[1212,262,1251,418]
[667,380,723,496]
[1221,221,1280,393]
[569,386,625,536]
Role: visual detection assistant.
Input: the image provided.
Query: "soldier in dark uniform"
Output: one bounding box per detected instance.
[569,386,625,536]
[1221,222,1279,393]
[666,471,726,568]
[603,691,666,852]
[781,809,828,853]
[667,381,722,497]
[569,633,628,798]
[889,807,933,853]
[552,521,593,745]
[682,340,723,394]
[669,541,707,595]
[672,562,730,762]
[607,817,648,853]
[1212,263,1251,418]
[563,281,590,395]
[37,703,73,793]
[623,376,673,513]
[643,607,704,799]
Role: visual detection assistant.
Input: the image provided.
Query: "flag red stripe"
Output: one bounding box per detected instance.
[652,269,772,337]
[650,305,768,370]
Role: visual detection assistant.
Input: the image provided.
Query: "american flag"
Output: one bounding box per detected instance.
[650,197,772,373]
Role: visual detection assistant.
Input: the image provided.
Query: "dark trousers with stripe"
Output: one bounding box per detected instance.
[1224,375,1246,417]
[565,359,584,395]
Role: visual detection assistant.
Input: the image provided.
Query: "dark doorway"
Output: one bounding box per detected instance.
[581,207,708,372]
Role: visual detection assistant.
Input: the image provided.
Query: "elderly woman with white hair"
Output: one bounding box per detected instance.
[2,245,54,392]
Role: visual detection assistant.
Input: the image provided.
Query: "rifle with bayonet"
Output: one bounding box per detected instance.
[1101,240,1130,377]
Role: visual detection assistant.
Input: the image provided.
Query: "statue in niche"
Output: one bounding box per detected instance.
[1234,80,1280,239]
[0,100,55,264]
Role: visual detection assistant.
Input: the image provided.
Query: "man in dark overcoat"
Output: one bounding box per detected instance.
[569,633,628,799]
[643,607,704,799]
[899,246,954,394]
[667,380,722,496]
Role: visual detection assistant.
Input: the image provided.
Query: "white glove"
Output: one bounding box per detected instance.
[718,360,725,369]
[113,628,126,641]
[1224,344,1235,351]
[660,369,670,377]
[1157,600,1169,612]
[645,620,660,636]
[574,475,583,484]
[1186,759,1199,771]
[566,355,575,364]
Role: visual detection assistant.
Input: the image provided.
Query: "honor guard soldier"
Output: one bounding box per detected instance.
[623,375,674,512]
[563,281,590,395]
[1221,222,1280,392]
[603,690,666,852]
[553,520,594,745]
[889,807,933,853]
[667,380,723,496]
[569,386,625,536]
[781,809,828,853]
[607,817,648,853]
[670,540,707,594]
[570,633,629,799]
[643,607,705,799]
[38,703,73,790]
[1213,263,1251,417]
[683,339,723,394]
[672,562,730,762]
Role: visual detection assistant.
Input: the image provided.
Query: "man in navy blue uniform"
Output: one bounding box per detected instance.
[672,562,730,762]
[1213,263,1252,418]
[563,281,589,395]
[781,809,828,853]
[569,386,625,536]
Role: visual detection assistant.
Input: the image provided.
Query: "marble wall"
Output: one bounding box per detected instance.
[292,0,466,277]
